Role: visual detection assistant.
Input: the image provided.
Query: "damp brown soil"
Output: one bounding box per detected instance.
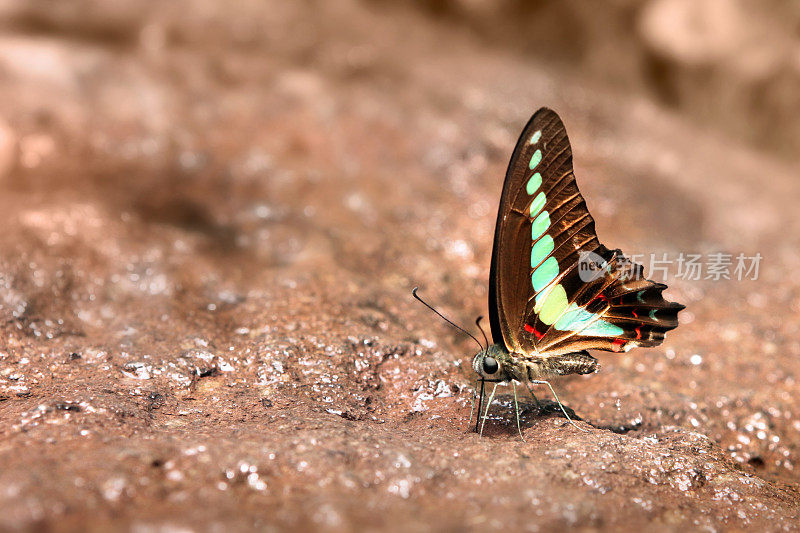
[1,1,799,531]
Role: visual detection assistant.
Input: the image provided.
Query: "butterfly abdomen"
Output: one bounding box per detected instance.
[518,351,598,380]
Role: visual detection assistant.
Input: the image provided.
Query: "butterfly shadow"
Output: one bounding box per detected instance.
[479,392,589,436]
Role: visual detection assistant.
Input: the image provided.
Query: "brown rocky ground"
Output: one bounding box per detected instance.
[0,1,799,531]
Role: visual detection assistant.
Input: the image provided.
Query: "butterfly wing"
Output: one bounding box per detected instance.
[488,108,683,357]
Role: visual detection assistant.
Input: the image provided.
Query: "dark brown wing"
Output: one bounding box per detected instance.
[488,108,683,357]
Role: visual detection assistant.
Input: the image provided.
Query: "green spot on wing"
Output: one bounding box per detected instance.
[581,320,624,336]
[536,285,568,325]
[526,173,542,195]
[529,191,546,216]
[529,149,542,170]
[554,303,596,331]
[530,234,554,268]
[531,211,550,240]
[531,256,559,292]
[531,130,542,144]
[552,303,625,336]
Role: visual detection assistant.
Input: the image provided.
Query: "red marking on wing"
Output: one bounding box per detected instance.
[592,293,609,305]
[524,323,545,340]
[634,326,642,340]
[611,339,626,352]
[632,310,638,318]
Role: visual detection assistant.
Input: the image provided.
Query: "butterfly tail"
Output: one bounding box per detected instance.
[602,285,685,349]
[594,249,684,351]
[543,248,685,354]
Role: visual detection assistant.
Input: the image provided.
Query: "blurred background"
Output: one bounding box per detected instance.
[0,0,799,530]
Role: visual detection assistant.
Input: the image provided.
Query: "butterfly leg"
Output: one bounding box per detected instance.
[479,382,500,437]
[529,380,587,432]
[474,379,485,433]
[528,389,543,411]
[522,380,543,411]
[467,379,479,431]
[513,381,525,441]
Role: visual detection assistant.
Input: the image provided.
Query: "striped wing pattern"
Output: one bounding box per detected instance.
[488,108,683,358]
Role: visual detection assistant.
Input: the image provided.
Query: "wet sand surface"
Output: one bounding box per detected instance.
[0,1,799,531]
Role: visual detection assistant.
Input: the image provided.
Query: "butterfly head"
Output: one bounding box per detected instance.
[472,344,511,382]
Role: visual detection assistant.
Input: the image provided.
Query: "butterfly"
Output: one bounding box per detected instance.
[415,108,684,438]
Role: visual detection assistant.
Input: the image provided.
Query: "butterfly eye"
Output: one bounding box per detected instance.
[483,356,499,375]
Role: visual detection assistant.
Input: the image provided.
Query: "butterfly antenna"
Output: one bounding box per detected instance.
[412,287,485,351]
[475,316,489,349]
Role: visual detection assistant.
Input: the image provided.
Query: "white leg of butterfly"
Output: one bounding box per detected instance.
[512,381,525,441]
[527,380,587,432]
[479,382,500,437]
